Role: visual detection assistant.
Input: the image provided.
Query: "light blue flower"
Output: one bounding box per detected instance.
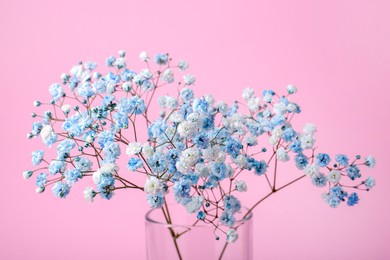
[335,154,349,166]
[48,160,65,175]
[346,165,361,180]
[211,162,228,180]
[31,122,43,136]
[295,153,309,169]
[127,158,143,171]
[97,172,115,200]
[147,154,167,174]
[52,182,71,198]
[36,172,47,188]
[77,82,94,98]
[103,142,121,163]
[105,55,116,67]
[289,140,303,153]
[97,130,115,148]
[146,193,165,208]
[84,61,97,70]
[364,176,375,189]
[154,53,169,65]
[316,153,331,167]
[194,133,210,149]
[57,139,76,160]
[252,160,268,176]
[365,156,376,168]
[75,157,92,171]
[226,138,243,158]
[282,128,296,142]
[64,168,82,186]
[180,88,194,102]
[329,186,348,200]
[173,178,192,200]
[32,150,44,166]
[49,83,64,101]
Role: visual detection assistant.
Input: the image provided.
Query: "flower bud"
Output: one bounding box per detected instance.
[23,171,33,180]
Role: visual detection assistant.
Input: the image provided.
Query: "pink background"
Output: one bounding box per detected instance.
[1,0,389,259]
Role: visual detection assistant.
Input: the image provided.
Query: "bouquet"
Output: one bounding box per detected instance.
[24,51,376,257]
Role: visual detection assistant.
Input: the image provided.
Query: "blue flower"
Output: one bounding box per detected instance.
[49,83,64,101]
[75,157,92,171]
[294,153,308,170]
[325,194,341,208]
[346,165,361,180]
[364,176,375,189]
[252,160,268,176]
[182,171,200,185]
[347,192,359,206]
[32,150,44,166]
[211,162,228,180]
[335,154,349,166]
[127,158,144,171]
[147,154,168,174]
[52,182,71,198]
[146,193,165,208]
[113,111,128,129]
[77,82,94,98]
[64,168,82,186]
[154,53,169,65]
[36,172,47,188]
[312,173,327,187]
[97,131,115,148]
[129,96,146,115]
[270,114,286,127]
[224,195,241,214]
[48,160,65,175]
[31,122,43,136]
[316,153,331,167]
[121,69,136,82]
[97,172,115,200]
[173,178,192,200]
[329,186,348,201]
[180,88,194,102]
[84,61,97,70]
[197,211,206,220]
[220,211,236,227]
[103,142,121,163]
[282,128,296,142]
[57,139,76,160]
[194,133,210,149]
[148,119,167,139]
[202,117,214,131]
[105,55,116,67]
[226,138,243,158]
[289,140,303,153]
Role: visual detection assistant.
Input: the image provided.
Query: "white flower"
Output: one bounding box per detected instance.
[185,196,204,214]
[144,177,162,195]
[263,93,273,103]
[365,156,376,168]
[142,145,154,158]
[303,123,316,135]
[139,51,149,62]
[273,102,287,115]
[287,84,297,94]
[299,134,316,149]
[61,104,71,114]
[180,147,200,166]
[215,151,227,163]
[36,187,45,193]
[235,180,247,192]
[114,57,126,68]
[287,103,298,112]
[83,187,96,203]
[226,229,238,243]
[165,96,178,109]
[203,146,219,162]
[70,64,83,77]
[242,88,255,100]
[195,163,210,177]
[162,69,174,83]
[169,112,184,123]
[176,160,191,173]
[327,170,341,184]
[183,74,196,85]
[204,94,215,105]
[93,164,119,184]
[217,101,229,115]
[235,155,247,168]
[276,147,290,162]
[126,142,143,156]
[23,171,33,180]
[178,121,198,138]
[245,135,258,146]
[304,164,320,178]
[178,60,189,71]
[122,82,131,92]
[247,97,260,112]
[158,96,167,108]
[40,125,53,140]
[140,69,153,80]
[268,135,279,146]
[272,127,283,138]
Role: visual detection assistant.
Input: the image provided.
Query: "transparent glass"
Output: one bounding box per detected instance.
[145,204,253,260]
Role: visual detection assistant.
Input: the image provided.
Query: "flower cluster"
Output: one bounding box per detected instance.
[25,51,376,244]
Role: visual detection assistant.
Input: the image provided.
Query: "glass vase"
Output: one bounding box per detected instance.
[145,204,253,260]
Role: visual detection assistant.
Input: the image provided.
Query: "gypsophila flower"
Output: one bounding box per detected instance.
[52,182,71,198]
[226,229,238,243]
[83,187,97,202]
[32,150,44,166]
[364,176,375,189]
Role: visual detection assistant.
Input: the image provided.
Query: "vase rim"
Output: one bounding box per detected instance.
[145,204,253,228]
